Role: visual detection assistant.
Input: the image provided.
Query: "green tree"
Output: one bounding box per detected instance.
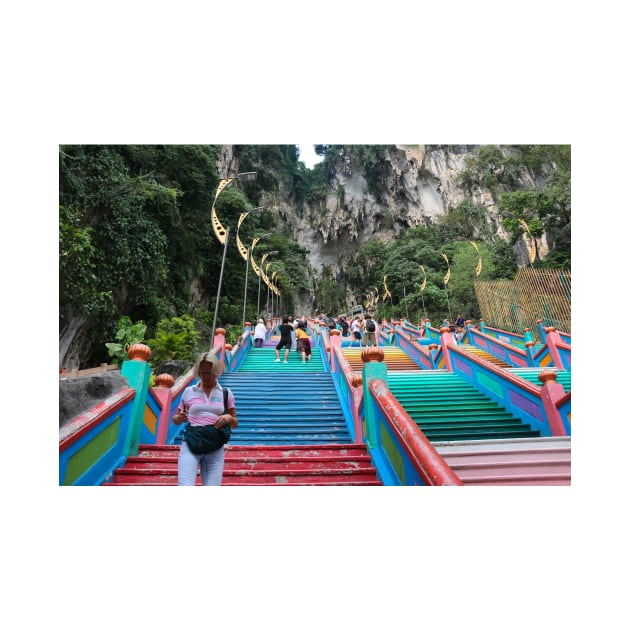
[105,316,147,364]
[147,314,200,363]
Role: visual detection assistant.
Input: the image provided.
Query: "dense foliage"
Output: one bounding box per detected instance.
[59,144,570,368]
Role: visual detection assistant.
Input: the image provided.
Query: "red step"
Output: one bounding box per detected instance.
[103,443,382,486]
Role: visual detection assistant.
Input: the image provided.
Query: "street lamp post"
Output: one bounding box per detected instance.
[419,264,427,321]
[427,250,453,323]
[266,261,281,317]
[241,245,251,329]
[271,271,280,318]
[210,172,257,340]
[257,250,278,318]
[236,208,265,329]
[440,252,453,322]
[265,262,271,317]
[211,226,231,341]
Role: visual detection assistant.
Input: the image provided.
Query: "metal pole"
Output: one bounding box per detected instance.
[241,246,250,329]
[211,226,230,341]
[257,267,263,319]
[444,283,453,322]
[403,284,409,321]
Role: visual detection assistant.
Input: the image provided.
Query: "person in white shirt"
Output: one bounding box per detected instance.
[253,318,267,348]
[350,317,363,347]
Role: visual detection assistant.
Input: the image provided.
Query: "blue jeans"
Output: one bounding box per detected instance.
[177,440,225,486]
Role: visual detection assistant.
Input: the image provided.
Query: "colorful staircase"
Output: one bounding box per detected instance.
[219,372,351,445]
[387,371,540,441]
[434,437,571,485]
[457,344,513,368]
[104,345,382,485]
[237,343,325,373]
[341,346,422,372]
[385,370,572,485]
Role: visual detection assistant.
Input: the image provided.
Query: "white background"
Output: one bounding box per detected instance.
[2,1,625,629]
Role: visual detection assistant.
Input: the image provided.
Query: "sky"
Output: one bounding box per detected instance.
[297,144,324,169]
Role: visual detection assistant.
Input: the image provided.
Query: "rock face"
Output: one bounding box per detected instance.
[154,360,191,381]
[276,148,484,261]
[259,144,551,292]
[59,372,128,428]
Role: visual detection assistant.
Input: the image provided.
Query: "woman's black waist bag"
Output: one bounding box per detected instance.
[183,387,232,454]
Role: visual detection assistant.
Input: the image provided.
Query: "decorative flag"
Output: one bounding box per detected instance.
[210,178,237,245]
[236,234,249,261]
[250,255,261,277]
[516,219,536,264]
[419,265,427,292]
[214,178,235,201]
[470,241,482,276]
[441,253,450,286]
[383,275,392,300]
[211,207,228,245]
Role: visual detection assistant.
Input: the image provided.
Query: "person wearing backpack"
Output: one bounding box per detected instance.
[172,351,238,486]
[363,314,378,347]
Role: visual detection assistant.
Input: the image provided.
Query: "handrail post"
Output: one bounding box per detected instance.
[121,343,153,456]
[361,347,387,449]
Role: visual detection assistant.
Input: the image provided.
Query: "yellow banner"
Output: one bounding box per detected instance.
[383,275,392,300]
[419,264,426,291]
[236,233,249,261]
[250,256,261,277]
[211,207,228,245]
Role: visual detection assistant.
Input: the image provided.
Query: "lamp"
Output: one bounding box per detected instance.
[210,172,257,340]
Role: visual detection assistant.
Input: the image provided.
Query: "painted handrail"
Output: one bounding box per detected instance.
[445,343,570,436]
[481,324,531,345]
[330,345,364,443]
[227,329,252,373]
[59,328,232,485]
[466,323,571,371]
[59,387,135,486]
[365,377,462,486]
[467,327,531,368]
[394,327,438,370]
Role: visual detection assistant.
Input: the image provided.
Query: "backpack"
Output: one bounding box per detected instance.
[183,387,232,454]
[365,319,375,332]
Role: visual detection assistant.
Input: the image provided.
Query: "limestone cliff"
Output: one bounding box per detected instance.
[254,144,552,278]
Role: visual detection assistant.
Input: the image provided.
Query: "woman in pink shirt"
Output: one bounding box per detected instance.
[173,351,238,485]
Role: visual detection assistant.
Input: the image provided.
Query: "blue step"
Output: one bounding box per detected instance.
[219,371,352,445]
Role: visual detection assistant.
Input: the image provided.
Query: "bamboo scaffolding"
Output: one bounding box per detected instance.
[474,269,571,337]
